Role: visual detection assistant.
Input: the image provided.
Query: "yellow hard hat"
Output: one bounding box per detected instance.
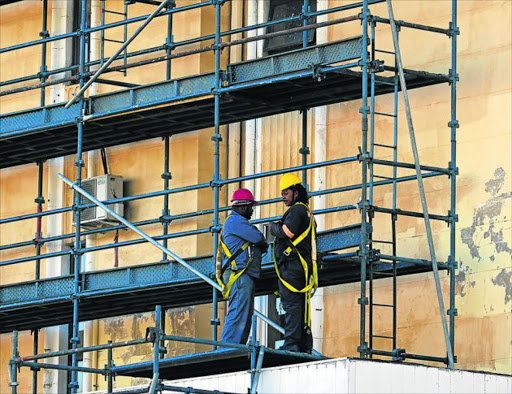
[280,173,302,191]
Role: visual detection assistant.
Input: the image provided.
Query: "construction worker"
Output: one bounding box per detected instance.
[270,173,317,353]
[218,188,268,346]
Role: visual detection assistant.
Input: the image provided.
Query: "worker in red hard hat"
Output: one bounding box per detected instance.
[270,174,317,353]
[217,188,268,346]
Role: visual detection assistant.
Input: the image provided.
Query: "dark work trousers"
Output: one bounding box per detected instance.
[278,260,313,353]
[220,272,255,346]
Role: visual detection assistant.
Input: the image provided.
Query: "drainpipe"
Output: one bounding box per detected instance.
[244,0,258,194]
[250,0,270,347]
[45,1,74,393]
[311,0,328,355]
[83,1,101,392]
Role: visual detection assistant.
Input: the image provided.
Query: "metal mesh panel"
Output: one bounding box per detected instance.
[0,283,35,303]
[229,37,363,84]
[178,75,215,97]
[132,264,172,285]
[135,82,177,105]
[86,270,131,291]
[317,225,361,252]
[92,91,131,114]
[1,104,80,136]
[39,278,73,298]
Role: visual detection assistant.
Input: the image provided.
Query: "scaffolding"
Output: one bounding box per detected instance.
[0,0,459,392]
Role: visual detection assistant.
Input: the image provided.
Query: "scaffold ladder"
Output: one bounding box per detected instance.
[368,16,400,357]
[383,0,454,369]
[101,0,128,76]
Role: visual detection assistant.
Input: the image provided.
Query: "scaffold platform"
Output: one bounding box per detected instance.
[0,38,448,169]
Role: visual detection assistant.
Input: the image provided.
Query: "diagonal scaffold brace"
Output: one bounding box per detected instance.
[385,0,455,369]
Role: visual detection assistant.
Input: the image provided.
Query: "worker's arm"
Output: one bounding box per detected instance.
[270,221,294,239]
[235,218,266,245]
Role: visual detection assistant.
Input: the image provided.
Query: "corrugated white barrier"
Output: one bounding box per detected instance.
[163,358,511,394]
[90,357,512,394]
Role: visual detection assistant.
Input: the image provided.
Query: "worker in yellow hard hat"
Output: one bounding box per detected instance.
[270,173,317,353]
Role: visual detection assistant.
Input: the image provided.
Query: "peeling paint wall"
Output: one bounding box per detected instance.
[321,0,512,375]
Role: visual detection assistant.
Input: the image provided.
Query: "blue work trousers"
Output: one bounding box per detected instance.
[220,272,255,346]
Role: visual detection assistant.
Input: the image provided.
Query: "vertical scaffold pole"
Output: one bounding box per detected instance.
[33,160,44,394]
[165,0,174,80]
[40,0,49,106]
[211,0,223,350]
[301,109,309,186]
[151,305,162,392]
[368,19,376,355]
[10,331,19,394]
[70,1,88,391]
[302,1,310,187]
[162,136,171,261]
[358,0,370,359]
[449,0,459,362]
[392,49,399,350]
[302,0,309,48]
[107,340,113,394]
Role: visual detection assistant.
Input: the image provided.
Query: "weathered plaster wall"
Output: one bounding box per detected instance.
[321,0,512,375]
[0,0,510,392]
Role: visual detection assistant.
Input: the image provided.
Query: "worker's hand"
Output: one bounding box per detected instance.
[257,241,268,253]
[270,221,287,239]
[215,259,222,279]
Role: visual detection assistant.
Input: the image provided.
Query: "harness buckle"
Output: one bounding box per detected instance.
[283,249,291,257]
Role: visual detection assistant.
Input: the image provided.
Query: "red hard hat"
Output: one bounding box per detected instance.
[231,188,258,206]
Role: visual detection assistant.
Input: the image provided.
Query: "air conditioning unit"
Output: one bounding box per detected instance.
[72,175,124,228]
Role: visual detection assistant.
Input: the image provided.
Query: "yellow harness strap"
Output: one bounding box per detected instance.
[215,216,251,299]
[273,202,318,325]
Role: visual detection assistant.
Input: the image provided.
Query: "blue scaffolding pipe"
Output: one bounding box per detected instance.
[0,2,364,90]
[449,0,459,358]
[0,157,358,225]
[0,1,211,55]
[65,0,172,109]
[0,171,447,260]
[0,0,377,56]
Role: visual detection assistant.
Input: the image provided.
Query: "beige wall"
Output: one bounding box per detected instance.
[321,0,512,375]
[0,0,511,392]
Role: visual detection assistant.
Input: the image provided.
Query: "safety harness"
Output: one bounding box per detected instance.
[273,202,318,326]
[215,215,252,299]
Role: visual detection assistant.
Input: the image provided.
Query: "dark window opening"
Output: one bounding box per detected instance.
[266,0,317,55]
[71,0,91,80]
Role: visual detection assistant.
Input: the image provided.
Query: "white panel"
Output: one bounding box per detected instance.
[472,372,486,393]
[438,369,452,393]
[334,359,350,394]
[484,374,499,393]
[390,361,405,393]
[347,359,357,393]
[494,374,510,394]
[425,366,440,393]
[411,364,431,394]
[451,370,474,393]
[110,357,512,394]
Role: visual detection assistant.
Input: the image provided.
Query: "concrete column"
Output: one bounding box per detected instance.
[311,0,329,354]
[83,1,101,391]
[44,1,75,392]
[49,0,74,104]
